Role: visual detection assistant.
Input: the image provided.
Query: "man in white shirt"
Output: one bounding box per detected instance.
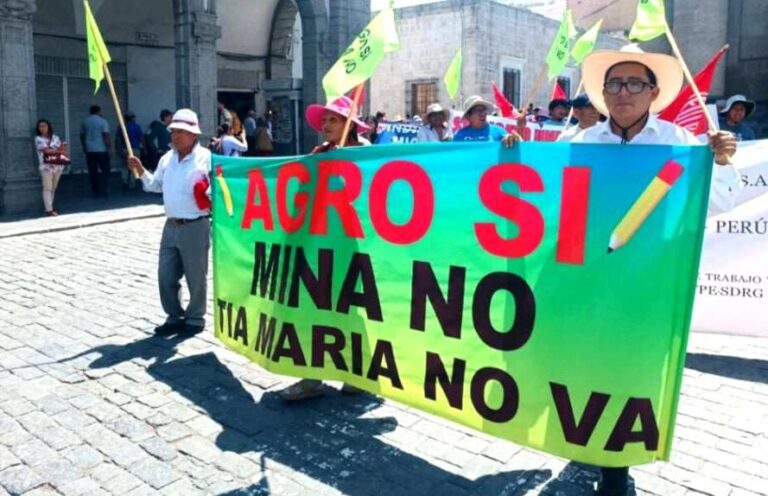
[127,109,212,336]
[416,103,452,142]
[572,45,740,216]
[570,45,739,496]
[557,93,601,143]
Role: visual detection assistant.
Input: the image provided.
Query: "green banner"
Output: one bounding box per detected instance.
[212,142,713,467]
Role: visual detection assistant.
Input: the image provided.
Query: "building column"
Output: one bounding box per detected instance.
[173,0,221,139]
[0,0,38,215]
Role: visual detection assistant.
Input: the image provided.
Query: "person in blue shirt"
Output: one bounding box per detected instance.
[453,95,519,145]
[718,94,757,141]
[116,112,144,190]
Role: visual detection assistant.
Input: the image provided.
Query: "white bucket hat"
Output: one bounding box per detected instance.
[582,44,683,117]
[462,95,496,119]
[168,108,202,135]
[720,94,756,117]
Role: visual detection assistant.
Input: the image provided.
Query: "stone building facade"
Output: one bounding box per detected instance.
[573,0,768,136]
[370,0,622,119]
[0,0,369,215]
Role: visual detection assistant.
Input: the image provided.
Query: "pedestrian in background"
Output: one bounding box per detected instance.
[116,111,144,190]
[145,109,172,171]
[34,119,67,216]
[254,117,274,156]
[243,110,257,155]
[80,105,111,197]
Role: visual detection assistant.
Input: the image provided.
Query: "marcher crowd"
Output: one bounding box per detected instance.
[29,43,761,496]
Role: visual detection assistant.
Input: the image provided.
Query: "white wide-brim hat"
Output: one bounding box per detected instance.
[582,44,684,117]
[168,108,202,135]
[720,94,756,117]
[462,95,496,119]
[424,103,450,121]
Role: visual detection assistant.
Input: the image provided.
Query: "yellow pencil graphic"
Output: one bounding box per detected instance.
[607,160,684,253]
[215,164,234,217]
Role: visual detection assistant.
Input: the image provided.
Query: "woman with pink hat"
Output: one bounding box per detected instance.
[304,95,372,153]
[278,95,370,402]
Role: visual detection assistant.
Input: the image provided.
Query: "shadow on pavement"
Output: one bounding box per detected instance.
[68,335,556,496]
[686,352,768,384]
[0,188,161,223]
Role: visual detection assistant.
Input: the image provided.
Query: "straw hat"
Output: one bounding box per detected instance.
[582,44,683,117]
[423,103,450,121]
[720,94,756,117]
[168,108,202,135]
[462,95,496,119]
[305,96,371,133]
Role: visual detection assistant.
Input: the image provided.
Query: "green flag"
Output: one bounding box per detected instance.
[571,19,603,64]
[545,9,576,81]
[628,0,667,42]
[322,6,399,101]
[443,49,462,100]
[84,0,111,93]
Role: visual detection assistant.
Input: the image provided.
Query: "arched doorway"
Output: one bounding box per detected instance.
[265,0,328,154]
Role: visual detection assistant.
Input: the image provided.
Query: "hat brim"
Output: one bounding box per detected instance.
[306,104,371,134]
[424,109,450,120]
[582,50,684,117]
[720,100,756,118]
[168,122,201,135]
[463,100,496,119]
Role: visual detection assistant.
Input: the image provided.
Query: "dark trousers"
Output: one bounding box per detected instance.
[599,467,632,495]
[85,152,111,195]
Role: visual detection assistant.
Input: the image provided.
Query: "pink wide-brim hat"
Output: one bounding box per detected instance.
[305,96,371,133]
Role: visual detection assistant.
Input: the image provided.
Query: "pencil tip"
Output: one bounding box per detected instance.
[607,247,614,254]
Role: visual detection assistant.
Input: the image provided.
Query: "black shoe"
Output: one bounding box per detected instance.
[181,323,205,335]
[154,321,185,335]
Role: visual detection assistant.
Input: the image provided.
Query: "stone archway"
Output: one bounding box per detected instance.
[265,0,329,153]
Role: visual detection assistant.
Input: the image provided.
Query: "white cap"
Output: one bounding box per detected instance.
[168,108,201,135]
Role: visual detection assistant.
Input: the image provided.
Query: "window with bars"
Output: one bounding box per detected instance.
[410,81,437,117]
[557,77,571,97]
[502,68,521,107]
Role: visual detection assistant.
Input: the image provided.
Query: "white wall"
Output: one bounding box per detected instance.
[126,46,177,128]
[217,0,280,55]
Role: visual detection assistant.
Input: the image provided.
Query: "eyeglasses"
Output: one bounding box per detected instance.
[603,80,655,95]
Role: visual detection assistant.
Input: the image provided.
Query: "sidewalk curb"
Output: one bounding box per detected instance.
[0,211,165,239]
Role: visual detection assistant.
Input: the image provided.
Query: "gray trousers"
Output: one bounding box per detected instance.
[158,217,210,326]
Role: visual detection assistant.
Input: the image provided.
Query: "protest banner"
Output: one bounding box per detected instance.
[378,122,421,143]
[691,139,768,337]
[449,111,564,142]
[212,141,713,467]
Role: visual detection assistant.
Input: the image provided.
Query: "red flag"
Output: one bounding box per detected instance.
[491,81,517,118]
[550,81,567,101]
[347,84,366,107]
[659,46,728,135]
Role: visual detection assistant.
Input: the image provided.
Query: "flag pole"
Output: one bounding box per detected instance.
[340,83,365,148]
[663,27,716,132]
[521,65,549,121]
[561,79,584,133]
[664,27,731,164]
[102,62,138,178]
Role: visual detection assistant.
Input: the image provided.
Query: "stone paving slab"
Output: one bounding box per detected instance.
[0,216,766,495]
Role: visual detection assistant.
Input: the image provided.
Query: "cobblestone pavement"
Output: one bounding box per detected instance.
[0,216,766,496]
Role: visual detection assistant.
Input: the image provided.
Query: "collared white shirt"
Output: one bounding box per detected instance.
[140,144,211,219]
[417,124,452,142]
[570,115,742,215]
[556,124,594,143]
